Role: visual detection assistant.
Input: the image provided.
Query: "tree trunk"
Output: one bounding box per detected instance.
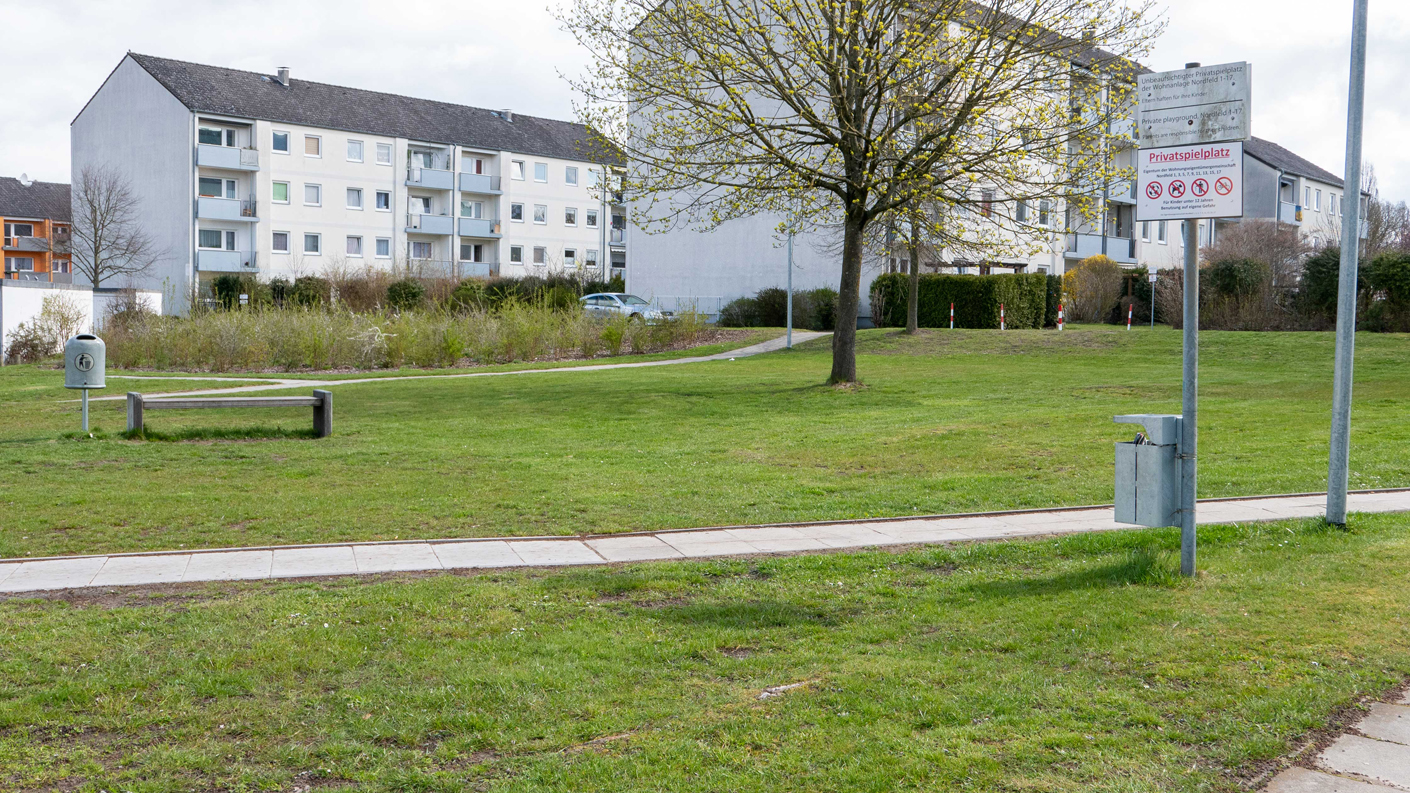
[830,210,866,384]
[906,232,920,334]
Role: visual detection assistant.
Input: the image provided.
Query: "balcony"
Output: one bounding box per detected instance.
[197,144,260,171]
[1064,233,1137,264]
[4,236,50,252]
[197,250,258,272]
[457,261,500,278]
[1279,202,1301,225]
[458,217,502,238]
[406,213,454,235]
[459,173,502,193]
[1109,180,1137,204]
[197,196,258,222]
[610,228,625,245]
[406,167,455,190]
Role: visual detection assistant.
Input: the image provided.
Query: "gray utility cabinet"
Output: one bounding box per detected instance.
[1113,414,1182,528]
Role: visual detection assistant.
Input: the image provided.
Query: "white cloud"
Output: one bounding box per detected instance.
[1,0,1407,200]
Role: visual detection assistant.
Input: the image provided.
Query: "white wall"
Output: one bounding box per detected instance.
[0,282,95,362]
[499,153,616,277]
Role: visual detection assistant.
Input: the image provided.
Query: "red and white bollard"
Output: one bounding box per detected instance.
[1126,303,1134,330]
[949,302,954,330]
[1000,303,1006,331]
[1058,303,1065,331]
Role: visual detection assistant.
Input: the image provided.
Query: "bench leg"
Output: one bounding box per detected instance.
[313,390,332,438]
[127,392,143,434]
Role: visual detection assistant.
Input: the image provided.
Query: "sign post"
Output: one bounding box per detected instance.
[1133,61,1250,577]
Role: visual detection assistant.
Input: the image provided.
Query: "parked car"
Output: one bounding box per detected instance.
[580,293,672,322]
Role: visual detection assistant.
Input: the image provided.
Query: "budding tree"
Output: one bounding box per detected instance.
[70,165,161,288]
[561,0,1158,382]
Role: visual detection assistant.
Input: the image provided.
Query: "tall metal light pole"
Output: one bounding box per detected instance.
[1179,62,1202,577]
[1327,0,1371,527]
[786,227,794,349]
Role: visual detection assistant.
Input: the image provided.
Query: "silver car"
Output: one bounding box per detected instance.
[580,293,672,322]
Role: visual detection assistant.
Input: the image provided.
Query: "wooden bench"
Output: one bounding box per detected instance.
[127,390,333,437]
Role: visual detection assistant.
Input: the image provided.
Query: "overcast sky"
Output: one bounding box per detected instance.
[2,0,1407,199]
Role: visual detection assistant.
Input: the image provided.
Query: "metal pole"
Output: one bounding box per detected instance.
[1180,216,1199,576]
[82,389,90,432]
[786,230,794,349]
[1327,0,1370,527]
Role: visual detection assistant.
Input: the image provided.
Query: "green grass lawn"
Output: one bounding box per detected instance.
[3,513,1409,791]
[3,325,1409,558]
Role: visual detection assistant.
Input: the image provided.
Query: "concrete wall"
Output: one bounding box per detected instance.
[0,281,94,362]
[71,56,193,311]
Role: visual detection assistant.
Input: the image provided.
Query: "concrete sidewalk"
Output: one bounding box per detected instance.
[1265,692,1410,791]
[3,490,1407,595]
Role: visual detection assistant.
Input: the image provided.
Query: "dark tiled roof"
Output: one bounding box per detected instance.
[125,54,623,166]
[0,177,70,222]
[1246,137,1344,188]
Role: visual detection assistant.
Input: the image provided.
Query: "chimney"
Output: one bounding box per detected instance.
[276,67,291,87]
[1082,26,1095,47]
[500,108,513,123]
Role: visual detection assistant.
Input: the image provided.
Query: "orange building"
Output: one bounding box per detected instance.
[1,175,72,283]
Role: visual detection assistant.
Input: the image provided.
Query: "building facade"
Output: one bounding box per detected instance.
[72,54,625,313]
[1,176,72,283]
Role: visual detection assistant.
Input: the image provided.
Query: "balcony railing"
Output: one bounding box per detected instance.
[405,259,457,279]
[1065,233,1137,264]
[405,213,454,235]
[196,196,258,221]
[458,217,502,238]
[1279,202,1301,225]
[197,250,258,272]
[610,228,625,244]
[458,173,502,193]
[197,144,260,170]
[406,166,455,190]
[456,261,500,278]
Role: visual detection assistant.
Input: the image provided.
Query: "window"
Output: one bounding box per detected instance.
[5,223,33,237]
[304,184,321,206]
[511,160,526,180]
[347,140,363,162]
[375,237,391,258]
[198,229,223,249]
[533,204,548,224]
[272,231,289,253]
[1330,194,1338,216]
[460,242,484,262]
[981,190,993,217]
[586,249,599,268]
[533,246,547,264]
[565,166,578,186]
[4,256,34,271]
[1158,220,1168,243]
[564,207,578,226]
[411,241,433,259]
[198,126,225,146]
[375,190,390,211]
[587,169,600,188]
[412,196,433,214]
[273,131,290,153]
[1038,200,1050,227]
[305,135,321,157]
[586,208,599,228]
[304,233,321,254]
[510,203,524,222]
[346,236,363,257]
[273,181,289,203]
[376,143,392,165]
[199,177,236,199]
[534,162,548,182]
[346,188,363,209]
[564,248,577,267]
[1315,189,1322,211]
[465,156,485,175]
[509,245,524,264]
[1141,221,1150,241]
[461,200,483,219]
[1305,186,1311,208]
[1015,201,1028,223]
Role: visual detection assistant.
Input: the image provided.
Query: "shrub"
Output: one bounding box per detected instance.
[1207,258,1269,299]
[1367,251,1410,305]
[291,276,332,307]
[805,287,839,330]
[211,274,245,309]
[4,293,87,364]
[449,280,488,311]
[870,272,1046,329]
[387,278,427,311]
[1300,248,1351,316]
[1044,274,1062,327]
[544,285,578,312]
[718,297,762,327]
[1062,255,1124,323]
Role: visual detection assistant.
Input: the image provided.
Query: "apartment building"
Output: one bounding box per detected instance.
[1,176,72,283]
[72,54,626,312]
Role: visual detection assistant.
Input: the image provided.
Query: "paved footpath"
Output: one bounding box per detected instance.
[1266,691,1410,791]
[94,331,832,401]
[3,490,1407,595]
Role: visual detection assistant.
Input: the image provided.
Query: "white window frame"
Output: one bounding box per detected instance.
[510,203,525,223]
[272,231,290,253]
[375,143,393,165]
[272,181,290,204]
[272,131,290,154]
[1158,220,1168,243]
[509,245,523,264]
[1314,189,1322,211]
[586,249,599,267]
[375,190,391,212]
[346,235,363,257]
[534,162,548,183]
[533,204,548,225]
[5,256,35,271]
[305,135,322,157]
[199,125,232,147]
[375,237,391,258]
[304,183,322,207]
[511,160,526,181]
[565,166,578,186]
[564,207,578,226]
[410,241,433,260]
[197,229,225,250]
[586,208,599,228]
[346,187,364,210]
[1141,221,1150,242]
[532,246,547,265]
[347,139,364,163]
[199,177,237,199]
[304,232,322,255]
[563,248,577,266]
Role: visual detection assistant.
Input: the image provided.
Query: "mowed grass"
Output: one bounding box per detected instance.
[4,326,1410,558]
[3,514,1410,791]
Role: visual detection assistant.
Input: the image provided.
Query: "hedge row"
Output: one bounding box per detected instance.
[870,273,1050,329]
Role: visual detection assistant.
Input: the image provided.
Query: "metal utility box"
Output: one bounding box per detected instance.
[64,334,106,390]
[1114,414,1181,528]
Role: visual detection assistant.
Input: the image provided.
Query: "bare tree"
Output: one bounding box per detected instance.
[70,165,161,288]
[560,0,1159,383]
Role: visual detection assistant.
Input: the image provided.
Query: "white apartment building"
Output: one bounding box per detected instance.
[72,54,626,313]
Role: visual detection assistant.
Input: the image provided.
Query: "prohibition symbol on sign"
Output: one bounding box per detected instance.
[1145,181,1162,199]
[1192,178,1209,197]
[1214,176,1234,196]
[1168,180,1186,198]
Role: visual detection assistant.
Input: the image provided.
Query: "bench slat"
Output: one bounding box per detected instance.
[144,397,322,409]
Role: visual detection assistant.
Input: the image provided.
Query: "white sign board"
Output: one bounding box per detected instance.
[1137,142,1243,221]
[1138,62,1251,147]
